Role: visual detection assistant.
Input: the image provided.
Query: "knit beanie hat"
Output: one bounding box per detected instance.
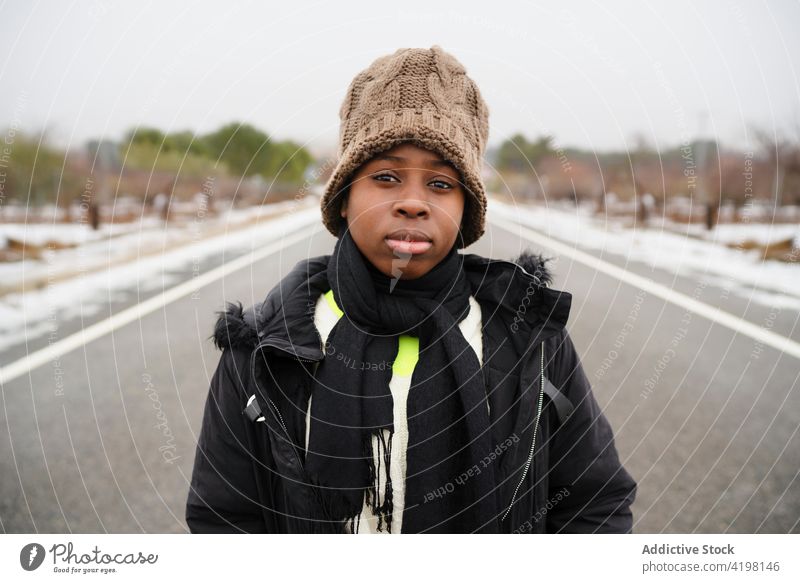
[321,45,490,248]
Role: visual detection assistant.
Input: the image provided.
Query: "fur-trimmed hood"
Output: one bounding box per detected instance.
[210,249,567,355]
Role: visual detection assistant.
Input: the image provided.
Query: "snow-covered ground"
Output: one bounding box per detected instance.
[0,199,320,353]
[0,200,310,292]
[1,220,147,248]
[682,222,799,247]
[490,199,800,311]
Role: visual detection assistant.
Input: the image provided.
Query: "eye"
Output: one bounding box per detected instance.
[429,178,453,190]
[372,172,398,182]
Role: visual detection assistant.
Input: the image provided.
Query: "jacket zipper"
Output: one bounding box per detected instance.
[267,395,290,436]
[248,349,300,452]
[501,340,545,522]
[253,339,322,441]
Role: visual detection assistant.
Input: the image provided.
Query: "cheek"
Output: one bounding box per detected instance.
[343,191,385,244]
[348,197,382,230]
[442,194,466,232]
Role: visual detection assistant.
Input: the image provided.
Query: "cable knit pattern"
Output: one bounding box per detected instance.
[321,45,490,248]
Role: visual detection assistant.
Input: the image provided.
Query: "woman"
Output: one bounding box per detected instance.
[186,46,636,534]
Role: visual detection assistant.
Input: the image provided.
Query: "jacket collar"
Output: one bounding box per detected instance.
[211,250,571,359]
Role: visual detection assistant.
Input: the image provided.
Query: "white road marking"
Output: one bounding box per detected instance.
[5,208,795,387]
[0,212,320,386]
[489,213,800,361]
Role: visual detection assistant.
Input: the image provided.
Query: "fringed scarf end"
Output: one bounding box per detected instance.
[364,429,394,533]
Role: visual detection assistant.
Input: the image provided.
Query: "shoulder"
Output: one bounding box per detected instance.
[510,250,555,287]
[210,254,329,353]
[211,300,261,352]
[464,248,570,342]
[542,326,592,402]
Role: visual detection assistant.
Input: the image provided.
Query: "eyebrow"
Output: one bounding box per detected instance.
[372,154,454,170]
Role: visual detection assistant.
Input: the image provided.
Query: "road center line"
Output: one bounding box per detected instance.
[489,213,800,361]
[0,212,320,386]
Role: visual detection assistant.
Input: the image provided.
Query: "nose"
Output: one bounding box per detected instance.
[392,190,430,219]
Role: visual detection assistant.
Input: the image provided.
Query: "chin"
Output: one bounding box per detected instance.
[400,261,434,280]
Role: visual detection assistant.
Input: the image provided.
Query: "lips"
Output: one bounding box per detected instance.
[385,229,433,255]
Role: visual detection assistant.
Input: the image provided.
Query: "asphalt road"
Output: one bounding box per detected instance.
[1,212,798,533]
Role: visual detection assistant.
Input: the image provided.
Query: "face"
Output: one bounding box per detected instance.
[339,142,466,280]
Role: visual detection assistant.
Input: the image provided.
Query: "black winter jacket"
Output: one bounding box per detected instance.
[186,251,637,533]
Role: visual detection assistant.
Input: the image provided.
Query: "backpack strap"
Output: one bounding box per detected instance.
[541,375,574,425]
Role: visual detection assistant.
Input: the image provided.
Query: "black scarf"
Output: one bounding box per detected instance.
[303,228,500,533]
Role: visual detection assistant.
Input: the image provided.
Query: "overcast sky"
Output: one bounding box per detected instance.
[1,0,798,155]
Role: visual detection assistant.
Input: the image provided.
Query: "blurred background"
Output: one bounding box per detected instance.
[0,0,798,534]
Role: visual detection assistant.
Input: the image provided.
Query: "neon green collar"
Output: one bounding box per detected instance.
[323,289,419,377]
